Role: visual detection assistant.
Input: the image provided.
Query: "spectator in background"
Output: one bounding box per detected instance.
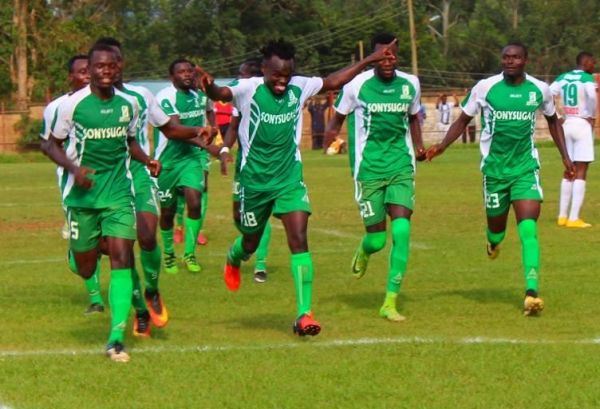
[307,97,328,150]
[436,93,459,136]
[214,100,233,138]
[417,104,426,127]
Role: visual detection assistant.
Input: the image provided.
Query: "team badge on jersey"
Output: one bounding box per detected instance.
[526,91,538,106]
[119,106,131,122]
[401,85,411,99]
[287,89,299,107]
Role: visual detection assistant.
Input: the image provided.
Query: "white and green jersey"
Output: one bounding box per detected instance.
[154,85,210,165]
[549,69,597,120]
[227,76,323,191]
[335,69,421,181]
[462,73,556,179]
[51,85,140,208]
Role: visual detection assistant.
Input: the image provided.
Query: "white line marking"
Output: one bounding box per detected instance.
[2,336,599,358]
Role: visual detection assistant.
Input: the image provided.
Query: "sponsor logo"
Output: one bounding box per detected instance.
[100,108,114,114]
[179,110,204,120]
[83,126,128,139]
[509,93,522,98]
[382,88,396,94]
[492,111,535,120]
[260,111,296,124]
[366,102,410,113]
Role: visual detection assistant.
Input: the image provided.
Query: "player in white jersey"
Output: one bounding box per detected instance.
[94,37,213,335]
[550,51,597,228]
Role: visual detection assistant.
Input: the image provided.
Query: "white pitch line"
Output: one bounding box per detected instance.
[2,336,600,358]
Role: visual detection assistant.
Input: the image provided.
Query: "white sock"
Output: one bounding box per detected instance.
[559,178,573,218]
[568,179,586,221]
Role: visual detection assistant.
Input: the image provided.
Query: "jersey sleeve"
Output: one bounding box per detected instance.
[549,79,562,96]
[539,83,556,116]
[408,77,422,115]
[299,77,324,103]
[145,91,170,128]
[227,78,257,111]
[334,83,357,116]
[461,81,484,117]
[127,100,141,139]
[158,91,179,116]
[584,82,597,118]
[232,107,239,117]
[51,99,75,141]
[39,104,56,140]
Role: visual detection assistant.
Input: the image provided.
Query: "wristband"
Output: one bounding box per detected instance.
[219,146,230,155]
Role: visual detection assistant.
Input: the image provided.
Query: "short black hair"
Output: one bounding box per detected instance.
[94,37,122,50]
[240,57,262,77]
[87,43,118,61]
[261,39,295,61]
[67,55,88,73]
[576,51,593,65]
[504,41,528,58]
[371,32,397,49]
[169,58,193,75]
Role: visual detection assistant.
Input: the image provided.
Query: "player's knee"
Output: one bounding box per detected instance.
[287,233,308,253]
[363,231,387,253]
[137,234,157,251]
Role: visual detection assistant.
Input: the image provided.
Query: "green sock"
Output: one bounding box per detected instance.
[383,291,398,308]
[518,219,540,292]
[290,252,314,318]
[175,194,185,227]
[361,231,387,255]
[227,236,250,266]
[108,268,133,344]
[486,228,506,246]
[255,221,272,271]
[184,217,201,256]
[130,266,146,313]
[84,261,103,306]
[387,218,410,293]
[141,246,161,292]
[160,227,174,254]
[199,190,208,230]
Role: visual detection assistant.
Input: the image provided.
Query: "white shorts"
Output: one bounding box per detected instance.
[563,117,594,162]
[436,122,450,133]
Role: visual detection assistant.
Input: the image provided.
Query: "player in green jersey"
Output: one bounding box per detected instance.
[94,38,212,336]
[324,33,426,322]
[155,59,214,274]
[218,58,273,283]
[44,44,158,362]
[40,55,104,314]
[426,42,575,316]
[550,51,597,228]
[198,38,396,336]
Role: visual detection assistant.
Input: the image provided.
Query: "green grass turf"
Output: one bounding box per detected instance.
[2,147,600,408]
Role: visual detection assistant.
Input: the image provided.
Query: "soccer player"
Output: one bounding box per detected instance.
[94,38,212,335]
[218,58,272,283]
[155,59,213,274]
[39,55,104,314]
[198,38,396,335]
[426,42,575,316]
[550,51,597,228]
[44,43,153,362]
[324,32,425,322]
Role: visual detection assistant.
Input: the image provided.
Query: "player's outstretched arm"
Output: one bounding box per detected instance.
[219,115,240,176]
[408,114,426,161]
[545,113,575,179]
[321,39,397,91]
[45,134,95,189]
[195,66,233,102]
[425,112,472,161]
[323,112,346,151]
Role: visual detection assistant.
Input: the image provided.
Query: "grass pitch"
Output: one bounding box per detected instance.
[1,146,600,408]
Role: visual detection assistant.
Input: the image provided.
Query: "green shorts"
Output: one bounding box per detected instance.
[354,174,415,226]
[200,150,211,173]
[132,165,159,215]
[157,159,204,208]
[483,170,543,217]
[239,181,311,234]
[67,204,136,252]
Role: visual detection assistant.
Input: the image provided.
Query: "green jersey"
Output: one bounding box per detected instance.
[51,85,140,208]
[461,73,556,179]
[549,69,597,120]
[334,69,421,180]
[154,85,209,165]
[227,76,323,191]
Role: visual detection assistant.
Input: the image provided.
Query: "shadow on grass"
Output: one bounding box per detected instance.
[326,291,407,311]
[216,312,292,335]
[434,287,521,310]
